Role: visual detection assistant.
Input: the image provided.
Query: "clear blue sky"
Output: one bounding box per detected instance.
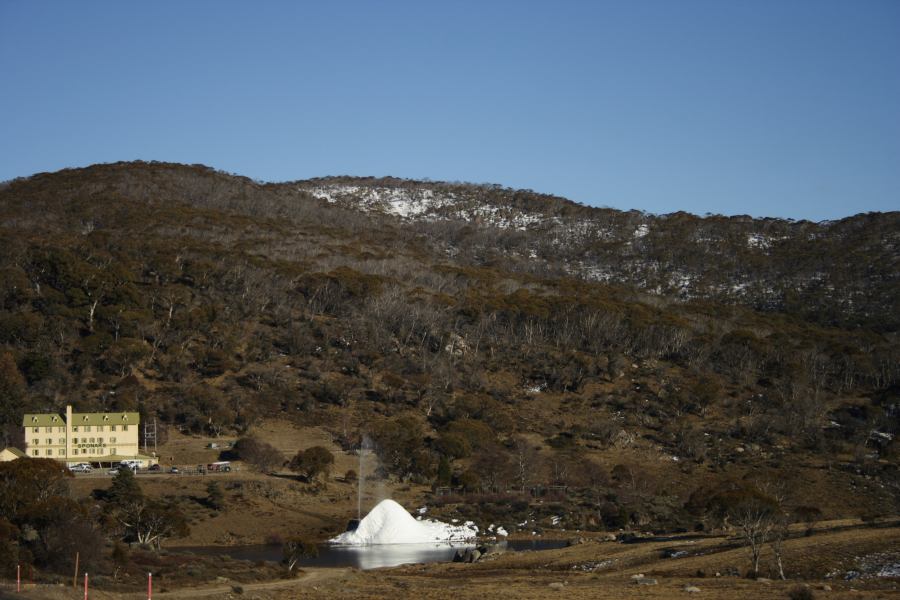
[1,1,898,220]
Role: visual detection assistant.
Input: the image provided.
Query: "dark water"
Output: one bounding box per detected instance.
[177,538,568,570]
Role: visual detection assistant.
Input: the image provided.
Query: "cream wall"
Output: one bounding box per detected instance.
[23,406,141,462]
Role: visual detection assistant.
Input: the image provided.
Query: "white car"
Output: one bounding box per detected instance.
[70,463,93,473]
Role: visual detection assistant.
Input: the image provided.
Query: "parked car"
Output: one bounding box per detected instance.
[169,466,180,474]
[148,464,161,471]
[207,461,232,472]
[108,468,120,475]
[70,463,92,473]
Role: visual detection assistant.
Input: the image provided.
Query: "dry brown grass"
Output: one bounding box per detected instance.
[65,420,434,547]
[5,524,895,600]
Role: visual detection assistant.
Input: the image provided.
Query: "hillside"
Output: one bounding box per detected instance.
[0,161,898,532]
[295,176,899,332]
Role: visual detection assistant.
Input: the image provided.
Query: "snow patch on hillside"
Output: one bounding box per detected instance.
[305,185,454,218]
[747,233,771,250]
[303,183,557,231]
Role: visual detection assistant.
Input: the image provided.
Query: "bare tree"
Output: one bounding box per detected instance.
[724,487,779,578]
[283,537,318,572]
[511,436,540,492]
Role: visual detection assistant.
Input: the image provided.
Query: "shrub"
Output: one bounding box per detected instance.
[231,437,284,473]
[206,481,225,511]
[787,586,815,600]
[289,446,335,482]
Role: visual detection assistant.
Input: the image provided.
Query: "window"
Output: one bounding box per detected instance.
[73,426,78,432]
[32,449,39,456]
[46,449,52,456]
[110,437,117,443]
[58,427,64,433]
[111,425,117,432]
[45,426,52,433]
[111,448,116,455]
[97,437,103,444]
[98,425,104,432]
[46,438,52,445]
[59,438,65,445]
[84,426,91,432]
[72,449,78,455]
[122,425,128,432]
[89,437,95,443]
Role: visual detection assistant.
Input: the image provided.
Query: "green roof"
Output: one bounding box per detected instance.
[70,412,139,426]
[22,414,64,427]
[22,411,139,427]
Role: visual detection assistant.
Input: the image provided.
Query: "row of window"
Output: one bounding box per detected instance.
[31,437,121,445]
[32,448,118,456]
[33,425,128,433]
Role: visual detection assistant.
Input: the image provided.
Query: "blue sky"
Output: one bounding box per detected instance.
[1,1,898,220]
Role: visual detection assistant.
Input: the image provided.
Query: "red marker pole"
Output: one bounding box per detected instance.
[148,572,152,599]
[83,572,88,600]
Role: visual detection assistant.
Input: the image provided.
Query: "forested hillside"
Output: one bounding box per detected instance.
[0,161,897,527]
[297,176,899,332]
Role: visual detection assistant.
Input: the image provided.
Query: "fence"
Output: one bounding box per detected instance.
[0,568,154,598]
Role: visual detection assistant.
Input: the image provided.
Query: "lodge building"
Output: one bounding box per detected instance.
[22,405,156,467]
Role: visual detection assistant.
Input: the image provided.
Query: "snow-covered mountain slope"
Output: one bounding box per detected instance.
[5,162,894,331]
[295,177,899,330]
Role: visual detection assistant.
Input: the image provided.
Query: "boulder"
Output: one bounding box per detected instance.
[479,543,506,557]
[452,547,482,563]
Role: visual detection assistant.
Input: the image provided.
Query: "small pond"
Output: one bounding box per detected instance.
[177,538,568,570]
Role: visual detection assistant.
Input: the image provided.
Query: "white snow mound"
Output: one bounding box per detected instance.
[330,499,477,545]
